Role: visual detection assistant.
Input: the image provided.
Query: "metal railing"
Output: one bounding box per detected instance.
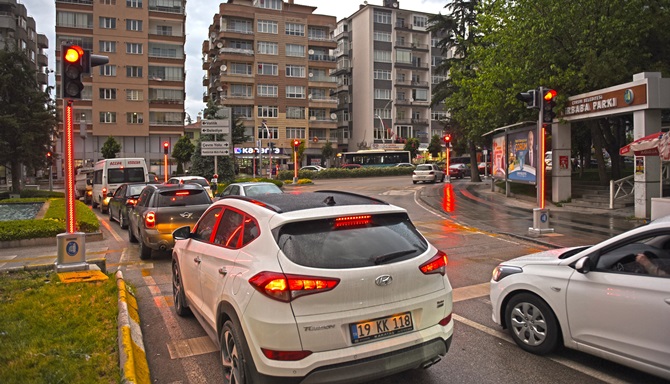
[610,175,634,209]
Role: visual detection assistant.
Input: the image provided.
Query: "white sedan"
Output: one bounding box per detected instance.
[490,216,670,380]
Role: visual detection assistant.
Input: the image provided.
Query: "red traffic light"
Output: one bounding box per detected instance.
[163,141,169,154]
[543,89,557,101]
[64,45,84,63]
[443,134,451,143]
[293,139,300,147]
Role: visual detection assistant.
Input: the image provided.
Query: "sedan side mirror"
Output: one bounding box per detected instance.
[173,226,192,240]
[106,192,113,197]
[574,256,591,274]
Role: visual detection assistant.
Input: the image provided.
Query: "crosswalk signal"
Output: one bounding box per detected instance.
[61,44,85,99]
[541,88,558,123]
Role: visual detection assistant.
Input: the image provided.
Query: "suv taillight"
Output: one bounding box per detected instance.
[249,272,340,302]
[145,211,156,228]
[419,250,448,276]
[102,187,107,197]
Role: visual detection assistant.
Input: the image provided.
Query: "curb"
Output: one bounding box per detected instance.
[116,270,151,384]
[0,231,104,249]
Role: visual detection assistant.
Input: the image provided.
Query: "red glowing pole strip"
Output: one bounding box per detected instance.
[445,147,450,174]
[539,126,546,209]
[164,154,168,182]
[294,146,298,181]
[64,100,77,233]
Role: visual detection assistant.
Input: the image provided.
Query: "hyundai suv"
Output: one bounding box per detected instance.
[171,191,453,383]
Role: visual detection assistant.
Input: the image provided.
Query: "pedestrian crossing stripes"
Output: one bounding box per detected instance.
[0,255,17,270]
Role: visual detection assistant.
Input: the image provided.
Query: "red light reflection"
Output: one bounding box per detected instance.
[442,183,455,212]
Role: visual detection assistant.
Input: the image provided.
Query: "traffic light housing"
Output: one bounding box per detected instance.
[61,44,85,99]
[293,139,300,148]
[163,141,169,155]
[541,88,557,123]
[443,134,451,144]
[516,89,538,109]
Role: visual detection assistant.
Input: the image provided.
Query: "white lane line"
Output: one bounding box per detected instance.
[452,282,490,303]
[99,216,123,242]
[0,255,17,269]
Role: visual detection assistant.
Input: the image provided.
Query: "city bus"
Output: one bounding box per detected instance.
[341,150,411,167]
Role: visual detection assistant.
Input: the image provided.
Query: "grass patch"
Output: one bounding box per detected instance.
[0,271,120,384]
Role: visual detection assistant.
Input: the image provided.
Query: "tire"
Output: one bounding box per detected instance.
[412,181,417,184]
[108,205,114,221]
[119,212,128,229]
[92,199,98,209]
[505,293,560,355]
[128,225,138,243]
[172,261,191,317]
[220,320,255,384]
[139,238,152,260]
[441,174,445,182]
[101,203,109,214]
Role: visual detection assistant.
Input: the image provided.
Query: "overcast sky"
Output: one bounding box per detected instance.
[27,0,447,122]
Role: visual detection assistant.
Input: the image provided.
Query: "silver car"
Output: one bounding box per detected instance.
[412,163,445,184]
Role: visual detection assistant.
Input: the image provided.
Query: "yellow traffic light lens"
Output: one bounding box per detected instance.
[543,89,557,101]
[64,47,83,63]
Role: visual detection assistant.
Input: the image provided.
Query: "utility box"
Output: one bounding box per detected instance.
[529,208,554,235]
[56,232,88,272]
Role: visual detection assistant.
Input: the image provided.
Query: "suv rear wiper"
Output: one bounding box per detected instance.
[374,250,415,265]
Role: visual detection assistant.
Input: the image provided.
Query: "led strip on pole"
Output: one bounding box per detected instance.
[64,100,77,233]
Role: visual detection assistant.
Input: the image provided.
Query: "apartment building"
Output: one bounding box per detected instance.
[201,0,337,171]
[55,0,186,177]
[0,0,49,184]
[333,0,449,152]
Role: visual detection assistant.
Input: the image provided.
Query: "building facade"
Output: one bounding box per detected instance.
[201,0,338,171]
[55,0,186,177]
[0,0,49,184]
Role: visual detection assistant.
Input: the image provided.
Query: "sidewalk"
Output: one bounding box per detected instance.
[419,180,645,249]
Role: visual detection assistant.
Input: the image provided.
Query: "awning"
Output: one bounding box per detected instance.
[619,131,670,160]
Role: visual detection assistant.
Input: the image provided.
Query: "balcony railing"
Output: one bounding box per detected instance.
[309,54,336,62]
[395,79,429,87]
[56,0,93,5]
[309,96,338,103]
[221,28,254,35]
[394,41,429,50]
[219,47,254,56]
[148,5,184,14]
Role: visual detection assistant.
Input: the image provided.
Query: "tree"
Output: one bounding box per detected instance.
[0,45,57,192]
[404,138,421,160]
[101,136,121,159]
[172,134,195,175]
[321,141,334,168]
[428,135,444,159]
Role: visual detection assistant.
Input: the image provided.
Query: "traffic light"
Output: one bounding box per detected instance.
[516,89,538,109]
[443,134,452,144]
[163,141,169,155]
[293,139,300,148]
[61,44,85,99]
[541,88,557,123]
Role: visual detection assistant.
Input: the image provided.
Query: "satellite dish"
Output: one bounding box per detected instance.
[216,42,223,49]
[217,86,223,92]
[220,65,227,72]
[308,94,313,99]
[392,1,399,8]
[210,33,216,40]
[330,113,337,120]
[308,72,313,78]
[308,49,315,55]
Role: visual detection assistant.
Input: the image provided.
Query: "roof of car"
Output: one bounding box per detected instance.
[147,183,206,192]
[169,176,207,181]
[218,190,388,213]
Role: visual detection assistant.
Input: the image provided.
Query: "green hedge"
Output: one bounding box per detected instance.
[0,190,64,199]
[277,167,414,181]
[0,198,99,241]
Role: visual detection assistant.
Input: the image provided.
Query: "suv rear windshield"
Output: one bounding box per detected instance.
[157,189,211,207]
[276,213,428,269]
[184,179,209,188]
[108,168,145,183]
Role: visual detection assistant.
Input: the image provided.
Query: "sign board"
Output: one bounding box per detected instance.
[201,141,230,149]
[202,148,230,156]
[201,127,230,135]
[201,119,230,127]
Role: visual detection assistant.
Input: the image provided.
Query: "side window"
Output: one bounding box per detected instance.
[93,170,103,184]
[596,233,670,277]
[136,188,152,207]
[213,209,244,248]
[193,208,222,242]
[113,185,125,198]
[242,216,260,245]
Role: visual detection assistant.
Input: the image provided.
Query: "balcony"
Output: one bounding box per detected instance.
[309,54,336,62]
[148,4,184,15]
[394,61,430,71]
[329,65,350,77]
[202,75,208,86]
[394,41,429,51]
[37,34,48,49]
[394,79,429,88]
[394,22,428,33]
[37,53,48,67]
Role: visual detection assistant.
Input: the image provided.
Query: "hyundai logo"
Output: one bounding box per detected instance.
[180,212,193,218]
[375,275,393,286]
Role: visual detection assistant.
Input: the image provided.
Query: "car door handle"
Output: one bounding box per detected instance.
[219,267,228,276]
[193,256,201,264]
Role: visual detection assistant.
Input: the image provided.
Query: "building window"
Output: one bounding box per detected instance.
[254,0,282,10]
[257,41,278,55]
[156,25,173,36]
[100,112,116,123]
[373,50,391,63]
[374,70,391,80]
[230,62,252,75]
[285,65,305,78]
[231,105,253,118]
[257,84,278,97]
[285,23,305,36]
[257,20,278,34]
[126,66,143,78]
[374,108,391,119]
[413,16,428,28]
[99,17,116,29]
[309,108,327,120]
[230,84,253,98]
[100,41,116,53]
[100,65,117,76]
[100,88,116,100]
[257,63,278,76]
[374,89,391,100]
[286,127,306,139]
[373,32,391,42]
[396,49,411,64]
[126,0,142,8]
[432,75,447,84]
[126,43,143,54]
[257,125,277,139]
[286,107,305,119]
[127,19,143,31]
[257,106,278,118]
[374,10,391,24]
[286,44,305,57]
[126,89,143,101]
[308,27,328,41]
[412,89,429,101]
[228,40,253,50]
[431,111,448,121]
[56,12,93,29]
[228,19,253,34]
[127,112,144,124]
[286,85,305,99]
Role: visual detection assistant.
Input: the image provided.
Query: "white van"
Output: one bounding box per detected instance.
[92,158,148,213]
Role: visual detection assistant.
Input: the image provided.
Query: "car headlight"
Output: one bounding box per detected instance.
[491,265,523,282]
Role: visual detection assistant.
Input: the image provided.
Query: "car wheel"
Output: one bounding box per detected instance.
[412,180,417,184]
[172,261,191,317]
[92,200,98,209]
[108,205,113,221]
[128,225,138,243]
[441,174,445,182]
[505,293,560,355]
[139,238,152,260]
[101,203,108,214]
[119,212,127,229]
[220,320,254,384]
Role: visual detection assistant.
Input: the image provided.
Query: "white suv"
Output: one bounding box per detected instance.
[171,191,454,383]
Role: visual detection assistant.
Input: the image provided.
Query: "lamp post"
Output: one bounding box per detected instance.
[262,119,272,179]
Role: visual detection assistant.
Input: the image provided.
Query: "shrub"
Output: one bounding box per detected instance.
[0,190,64,199]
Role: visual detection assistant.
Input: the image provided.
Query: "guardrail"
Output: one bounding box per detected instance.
[610,175,634,209]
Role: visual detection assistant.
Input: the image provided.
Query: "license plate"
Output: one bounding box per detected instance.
[350,312,413,344]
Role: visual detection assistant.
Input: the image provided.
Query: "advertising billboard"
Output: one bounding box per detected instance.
[492,125,537,184]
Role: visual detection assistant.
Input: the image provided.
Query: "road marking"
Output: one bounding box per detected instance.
[99,216,123,242]
[452,282,490,303]
[0,255,17,269]
[167,336,217,359]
